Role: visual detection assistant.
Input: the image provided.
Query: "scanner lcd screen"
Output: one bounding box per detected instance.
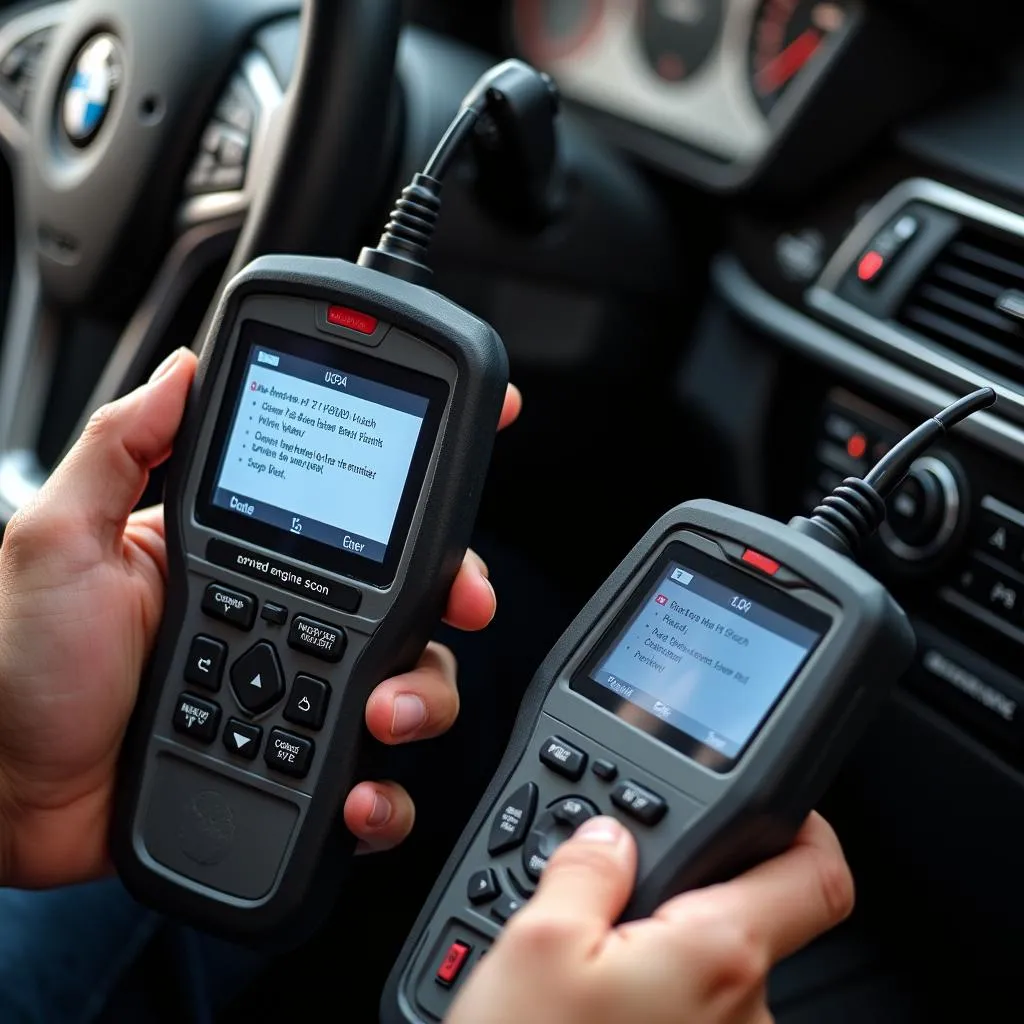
[198,320,448,586]
[573,543,830,772]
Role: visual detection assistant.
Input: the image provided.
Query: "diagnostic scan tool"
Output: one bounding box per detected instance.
[112,60,560,947]
[384,389,995,1022]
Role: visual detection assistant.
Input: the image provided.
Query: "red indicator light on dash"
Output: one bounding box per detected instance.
[857,251,885,282]
[742,549,781,576]
[846,432,868,460]
[327,305,378,335]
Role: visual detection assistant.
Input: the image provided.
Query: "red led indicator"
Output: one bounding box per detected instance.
[436,941,472,986]
[857,251,885,282]
[846,433,867,460]
[327,305,378,335]
[742,549,781,576]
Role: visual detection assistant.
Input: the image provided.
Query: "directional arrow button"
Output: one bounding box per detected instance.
[230,642,285,715]
[223,718,261,759]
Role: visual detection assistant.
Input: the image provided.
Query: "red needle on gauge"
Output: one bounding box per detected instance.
[755,28,822,95]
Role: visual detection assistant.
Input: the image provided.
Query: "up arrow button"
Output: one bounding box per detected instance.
[230,642,285,715]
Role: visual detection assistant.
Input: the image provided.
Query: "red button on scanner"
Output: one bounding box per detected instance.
[326,305,378,335]
[436,941,472,987]
[742,549,781,576]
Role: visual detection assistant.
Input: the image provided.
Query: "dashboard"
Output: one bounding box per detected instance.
[508,0,861,168]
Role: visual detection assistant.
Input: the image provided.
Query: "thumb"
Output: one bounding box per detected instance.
[520,816,637,947]
[44,347,197,550]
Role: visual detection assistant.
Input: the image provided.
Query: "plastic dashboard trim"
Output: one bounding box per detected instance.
[711,253,1024,466]
[807,178,1024,431]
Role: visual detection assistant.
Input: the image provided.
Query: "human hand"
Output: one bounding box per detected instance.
[0,347,522,886]
[448,813,854,1024]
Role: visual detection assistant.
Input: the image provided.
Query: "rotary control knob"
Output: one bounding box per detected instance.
[880,456,963,562]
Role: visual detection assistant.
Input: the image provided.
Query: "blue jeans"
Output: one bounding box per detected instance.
[0,880,267,1023]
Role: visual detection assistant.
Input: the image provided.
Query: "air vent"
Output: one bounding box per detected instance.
[896,225,1024,378]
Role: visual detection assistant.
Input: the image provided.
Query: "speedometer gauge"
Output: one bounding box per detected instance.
[638,0,724,83]
[512,0,606,64]
[750,0,849,115]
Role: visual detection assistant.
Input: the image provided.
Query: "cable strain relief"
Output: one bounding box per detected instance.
[789,477,887,558]
[357,173,443,286]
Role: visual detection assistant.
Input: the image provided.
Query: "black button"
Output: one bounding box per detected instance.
[539,736,587,781]
[223,718,261,759]
[523,798,599,881]
[201,583,256,630]
[184,635,227,692]
[551,796,598,830]
[264,729,314,778]
[467,868,500,905]
[612,780,667,825]
[261,603,288,626]
[284,675,331,730]
[957,558,1023,625]
[230,642,286,715]
[491,893,524,924]
[288,616,346,663]
[487,782,538,855]
[592,759,618,782]
[172,694,221,743]
[976,510,1024,565]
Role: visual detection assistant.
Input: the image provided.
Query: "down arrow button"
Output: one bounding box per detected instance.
[230,642,285,715]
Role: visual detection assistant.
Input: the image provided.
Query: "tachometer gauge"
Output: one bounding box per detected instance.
[637,0,724,83]
[512,0,606,64]
[750,0,849,115]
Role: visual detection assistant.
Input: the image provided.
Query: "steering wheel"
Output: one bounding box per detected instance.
[0,0,403,522]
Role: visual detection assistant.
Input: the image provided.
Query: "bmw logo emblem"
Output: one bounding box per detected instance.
[61,34,124,147]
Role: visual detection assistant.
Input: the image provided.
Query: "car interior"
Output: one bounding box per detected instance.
[2,0,1024,1020]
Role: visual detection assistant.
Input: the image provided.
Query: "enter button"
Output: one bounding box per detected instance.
[264,729,314,779]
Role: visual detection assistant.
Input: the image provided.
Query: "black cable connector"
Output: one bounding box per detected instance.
[358,59,560,286]
[789,387,997,558]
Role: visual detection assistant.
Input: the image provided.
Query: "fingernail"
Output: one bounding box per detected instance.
[574,817,624,845]
[390,694,428,738]
[484,577,497,617]
[149,347,184,383]
[471,550,490,579]
[366,792,392,828]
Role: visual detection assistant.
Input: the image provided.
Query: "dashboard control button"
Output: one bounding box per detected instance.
[880,457,962,562]
[184,635,227,691]
[612,781,668,826]
[487,782,538,855]
[962,559,1023,626]
[467,869,500,906]
[539,736,587,781]
[172,694,221,744]
[977,511,1024,565]
[201,583,256,630]
[230,642,286,715]
[223,718,261,759]
[855,214,920,287]
[264,728,314,778]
